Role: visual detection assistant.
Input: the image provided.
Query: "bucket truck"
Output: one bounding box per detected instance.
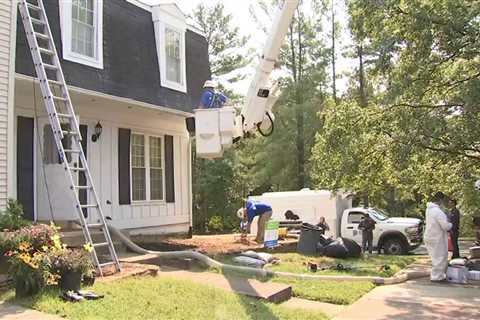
[193,0,300,158]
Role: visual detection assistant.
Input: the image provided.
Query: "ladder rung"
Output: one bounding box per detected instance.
[48,79,64,87]
[80,204,98,209]
[61,130,78,136]
[53,96,68,102]
[57,112,72,118]
[93,242,109,248]
[73,185,92,190]
[68,166,86,172]
[26,3,41,12]
[38,47,54,56]
[30,17,46,26]
[64,149,82,153]
[87,223,104,229]
[34,32,50,41]
[99,262,116,268]
[44,63,58,71]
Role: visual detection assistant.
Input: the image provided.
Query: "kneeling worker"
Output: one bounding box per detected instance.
[237,199,273,243]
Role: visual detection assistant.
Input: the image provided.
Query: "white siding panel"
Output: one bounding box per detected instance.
[0,0,14,209]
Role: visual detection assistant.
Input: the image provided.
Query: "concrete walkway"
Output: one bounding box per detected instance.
[334,278,480,320]
[0,301,62,320]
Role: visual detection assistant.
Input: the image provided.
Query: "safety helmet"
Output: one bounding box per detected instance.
[203,80,217,88]
[237,208,245,219]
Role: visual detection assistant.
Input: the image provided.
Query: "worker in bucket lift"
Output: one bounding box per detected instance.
[198,80,227,109]
[237,198,273,243]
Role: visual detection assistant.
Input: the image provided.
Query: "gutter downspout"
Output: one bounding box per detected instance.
[7,0,19,202]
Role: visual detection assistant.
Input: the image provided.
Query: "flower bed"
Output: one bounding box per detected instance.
[1,223,94,297]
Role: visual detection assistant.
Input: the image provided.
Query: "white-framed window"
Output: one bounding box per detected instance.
[130,133,165,202]
[165,27,182,84]
[152,5,187,92]
[59,0,103,69]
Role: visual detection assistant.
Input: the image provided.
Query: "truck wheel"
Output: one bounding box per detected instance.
[383,238,407,255]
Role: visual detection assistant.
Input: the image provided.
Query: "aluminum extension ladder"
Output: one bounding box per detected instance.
[18,0,121,276]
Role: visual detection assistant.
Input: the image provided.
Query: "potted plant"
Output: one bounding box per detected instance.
[5,241,50,297]
[3,223,58,298]
[45,242,95,291]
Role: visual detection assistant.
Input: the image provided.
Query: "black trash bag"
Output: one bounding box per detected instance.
[341,237,362,258]
[318,234,332,246]
[323,238,349,259]
[302,223,322,231]
[316,242,326,255]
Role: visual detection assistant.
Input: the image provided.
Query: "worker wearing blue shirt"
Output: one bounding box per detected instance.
[237,198,273,243]
[199,80,227,109]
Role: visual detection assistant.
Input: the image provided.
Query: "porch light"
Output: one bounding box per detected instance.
[92,121,103,142]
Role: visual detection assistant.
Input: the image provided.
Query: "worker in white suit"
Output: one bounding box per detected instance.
[424,192,452,282]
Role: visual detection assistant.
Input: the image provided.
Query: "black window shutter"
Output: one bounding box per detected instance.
[16,116,35,221]
[118,128,131,205]
[79,125,88,217]
[165,135,175,203]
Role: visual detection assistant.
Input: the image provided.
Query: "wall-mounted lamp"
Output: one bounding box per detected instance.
[91,121,103,142]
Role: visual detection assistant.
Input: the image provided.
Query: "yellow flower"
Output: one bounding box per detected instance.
[41,245,49,252]
[83,243,93,253]
[19,253,32,264]
[50,221,61,231]
[18,242,31,252]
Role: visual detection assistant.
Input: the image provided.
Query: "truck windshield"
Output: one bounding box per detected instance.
[368,209,388,221]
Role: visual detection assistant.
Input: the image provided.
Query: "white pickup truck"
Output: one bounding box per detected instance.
[340,207,423,255]
[251,189,424,255]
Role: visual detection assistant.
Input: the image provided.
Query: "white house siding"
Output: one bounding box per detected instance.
[14,78,192,234]
[0,1,16,208]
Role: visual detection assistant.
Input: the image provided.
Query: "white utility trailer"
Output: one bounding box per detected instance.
[250,189,352,237]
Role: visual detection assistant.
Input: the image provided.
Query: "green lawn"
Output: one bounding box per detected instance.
[266,253,416,277]
[2,276,327,320]
[272,277,375,305]
[216,253,416,305]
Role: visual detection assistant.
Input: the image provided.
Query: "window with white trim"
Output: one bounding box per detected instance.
[130,134,164,202]
[165,27,182,84]
[60,0,103,69]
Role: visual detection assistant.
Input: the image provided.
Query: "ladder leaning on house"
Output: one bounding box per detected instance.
[18,0,121,276]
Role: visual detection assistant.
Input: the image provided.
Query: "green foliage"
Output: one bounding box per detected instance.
[0,199,31,231]
[4,277,328,320]
[191,2,250,80]
[310,0,480,235]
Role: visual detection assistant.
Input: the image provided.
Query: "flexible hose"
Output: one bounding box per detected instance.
[107,224,429,285]
[257,112,275,137]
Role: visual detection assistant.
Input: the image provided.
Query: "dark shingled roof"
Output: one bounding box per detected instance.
[15,0,211,114]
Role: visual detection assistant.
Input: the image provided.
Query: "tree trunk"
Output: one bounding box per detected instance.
[358,45,367,107]
[331,0,337,105]
[295,10,305,188]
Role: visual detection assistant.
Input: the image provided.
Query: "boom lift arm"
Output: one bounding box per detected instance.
[194,0,300,158]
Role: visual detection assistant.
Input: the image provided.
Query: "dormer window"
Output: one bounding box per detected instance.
[165,27,182,84]
[60,0,103,69]
[152,4,187,93]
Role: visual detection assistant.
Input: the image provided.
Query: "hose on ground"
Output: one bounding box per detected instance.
[107,224,429,285]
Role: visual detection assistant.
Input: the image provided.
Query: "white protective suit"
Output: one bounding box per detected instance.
[423,202,452,281]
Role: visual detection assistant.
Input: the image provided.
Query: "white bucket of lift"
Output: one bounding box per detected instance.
[219,107,235,148]
[194,108,222,158]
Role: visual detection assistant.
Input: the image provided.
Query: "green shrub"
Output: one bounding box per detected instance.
[0,199,31,232]
[207,216,224,233]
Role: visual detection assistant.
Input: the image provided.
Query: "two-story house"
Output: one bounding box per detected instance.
[0,0,210,236]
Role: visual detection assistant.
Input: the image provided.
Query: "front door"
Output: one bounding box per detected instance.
[36,117,79,221]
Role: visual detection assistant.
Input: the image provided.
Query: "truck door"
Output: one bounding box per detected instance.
[343,211,365,245]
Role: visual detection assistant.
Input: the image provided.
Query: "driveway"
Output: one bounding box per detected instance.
[333,278,480,320]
